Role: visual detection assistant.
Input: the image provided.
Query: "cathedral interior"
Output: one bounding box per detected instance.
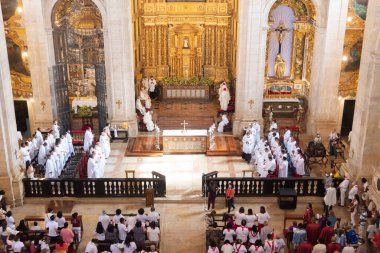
[0,0,379,252]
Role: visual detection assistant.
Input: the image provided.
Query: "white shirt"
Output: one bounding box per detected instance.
[148,211,160,223]
[221,243,234,253]
[348,185,358,200]
[339,179,350,190]
[110,243,123,253]
[136,213,148,223]
[46,221,58,236]
[123,242,137,253]
[235,212,247,226]
[147,227,160,242]
[223,228,236,243]
[264,240,275,253]
[248,230,260,244]
[257,212,270,224]
[234,243,248,253]
[249,245,264,253]
[13,241,24,252]
[113,214,124,225]
[56,217,66,228]
[208,246,220,253]
[342,246,355,253]
[246,214,257,228]
[85,241,98,253]
[236,226,249,243]
[117,223,127,241]
[98,214,110,230]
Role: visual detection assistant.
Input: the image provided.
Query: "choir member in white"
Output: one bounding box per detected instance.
[87,143,108,178]
[251,120,261,147]
[99,131,111,159]
[242,130,254,163]
[217,114,229,133]
[83,127,94,152]
[52,120,60,139]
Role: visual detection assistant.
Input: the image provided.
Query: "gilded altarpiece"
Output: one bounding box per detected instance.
[139,1,235,81]
[265,0,316,98]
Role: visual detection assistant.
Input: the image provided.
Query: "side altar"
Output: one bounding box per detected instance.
[162,129,207,154]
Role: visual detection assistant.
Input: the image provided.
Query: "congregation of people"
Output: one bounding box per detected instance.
[241,119,305,178]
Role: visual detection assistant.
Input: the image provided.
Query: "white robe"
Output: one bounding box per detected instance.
[83,130,94,152]
[99,134,111,158]
[53,124,60,139]
[145,98,152,109]
[20,147,31,163]
[242,134,254,154]
[217,115,229,132]
[66,133,75,156]
[38,145,47,166]
[45,159,55,178]
[218,83,227,95]
[278,160,288,178]
[94,148,105,178]
[136,99,146,115]
[324,187,337,206]
[251,123,261,146]
[219,89,231,111]
[143,113,155,132]
[35,130,44,147]
[283,130,291,146]
[270,122,278,130]
[294,156,305,176]
[87,158,98,178]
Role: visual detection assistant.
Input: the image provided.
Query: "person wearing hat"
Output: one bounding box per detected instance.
[338,174,350,206]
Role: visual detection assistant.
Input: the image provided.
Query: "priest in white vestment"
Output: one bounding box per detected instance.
[52,121,60,139]
[219,87,231,111]
[283,127,291,147]
[294,152,305,176]
[143,111,155,132]
[242,131,254,163]
[324,184,337,212]
[99,132,111,158]
[87,154,98,178]
[270,120,278,130]
[83,128,94,152]
[218,81,227,96]
[94,146,106,178]
[35,128,44,147]
[217,114,229,133]
[251,121,261,146]
[20,143,31,164]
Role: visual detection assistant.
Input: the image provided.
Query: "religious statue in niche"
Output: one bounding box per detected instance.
[274,23,291,78]
[183,37,190,49]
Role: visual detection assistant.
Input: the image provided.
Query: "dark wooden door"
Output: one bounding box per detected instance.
[95,64,107,131]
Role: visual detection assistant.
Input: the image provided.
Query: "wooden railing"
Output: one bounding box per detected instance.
[23,171,166,198]
[202,172,325,197]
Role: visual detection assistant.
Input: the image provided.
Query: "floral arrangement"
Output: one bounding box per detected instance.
[120,122,129,129]
[160,76,214,86]
[77,106,92,118]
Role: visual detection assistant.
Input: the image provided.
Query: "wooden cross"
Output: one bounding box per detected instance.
[248,99,254,109]
[180,120,189,132]
[116,100,122,110]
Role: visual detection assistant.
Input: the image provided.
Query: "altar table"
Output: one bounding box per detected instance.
[72,97,98,113]
[162,129,208,154]
[161,85,210,100]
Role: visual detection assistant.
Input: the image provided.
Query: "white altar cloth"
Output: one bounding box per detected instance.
[72,97,98,113]
[162,129,207,137]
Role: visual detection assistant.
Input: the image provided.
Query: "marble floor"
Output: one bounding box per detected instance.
[6,137,351,253]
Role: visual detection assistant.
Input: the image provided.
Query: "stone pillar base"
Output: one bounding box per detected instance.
[0,176,24,208]
[233,116,264,138]
[306,119,338,138]
[111,119,138,138]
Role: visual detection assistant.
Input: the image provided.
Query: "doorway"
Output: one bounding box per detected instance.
[14,100,30,137]
[341,99,355,137]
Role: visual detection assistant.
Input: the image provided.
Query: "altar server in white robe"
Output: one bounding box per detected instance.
[143,111,155,132]
[136,98,146,115]
[38,142,48,166]
[286,137,296,154]
[283,127,291,146]
[94,146,106,178]
[52,120,60,139]
[87,154,98,178]
[47,132,55,149]
[278,156,288,178]
[45,154,56,178]
[35,128,44,147]
[66,130,75,156]
[30,135,39,160]
[217,114,229,132]
[263,155,276,177]
[83,127,94,152]
[99,131,111,158]
[219,87,231,111]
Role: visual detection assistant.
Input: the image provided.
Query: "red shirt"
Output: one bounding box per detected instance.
[297,242,313,253]
[306,223,321,245]
[327,242,341,253]
[226,188,235,198]
[319,226,334,245]
[60,228,74,243]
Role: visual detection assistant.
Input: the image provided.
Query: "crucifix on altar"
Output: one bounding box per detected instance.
[180,120,189,132]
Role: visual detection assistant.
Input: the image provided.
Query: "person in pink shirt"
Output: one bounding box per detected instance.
[60,222,74,251]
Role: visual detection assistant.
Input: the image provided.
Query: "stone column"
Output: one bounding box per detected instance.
[306,0,349,137]
[233,0,266,136]
[23,0,55,132]
[0,6,24,207]
[105,0,138,136]
[347,0,380,178]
